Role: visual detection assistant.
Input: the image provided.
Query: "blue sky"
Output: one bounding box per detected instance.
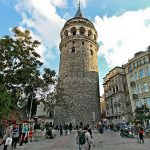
[1,0,150,95]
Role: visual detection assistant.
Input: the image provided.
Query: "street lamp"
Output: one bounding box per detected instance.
[28,86,34,122]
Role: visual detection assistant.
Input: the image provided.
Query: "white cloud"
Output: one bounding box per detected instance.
[94,7,150,68]
[15,0,67,66]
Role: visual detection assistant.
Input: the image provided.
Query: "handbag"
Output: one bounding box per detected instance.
[5,137,12,145]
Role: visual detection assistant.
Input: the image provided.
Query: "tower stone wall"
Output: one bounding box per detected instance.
[54,10,101,127]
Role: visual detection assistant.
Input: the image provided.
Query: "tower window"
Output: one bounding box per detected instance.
[90,44,92,47]
[64,30,68,37]
[90,50,93,55]
[72,47,75,52]
[73,31,76,35]
[71,27,77,36]
[79,27,85,35]
[82,42,84,45]
[94,34,96,40]
[88,30,93,37]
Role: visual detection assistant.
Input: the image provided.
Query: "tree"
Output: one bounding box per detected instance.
[0,27,72,119]
[0,84,12,118]
[134,104,150,124]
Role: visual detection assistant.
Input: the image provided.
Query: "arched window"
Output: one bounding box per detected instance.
[79,27,85,35]
[90,50,93,55]
[88,30,93,37]
[71,27,77,35]
[94,34,96,40]
[64,30,68,37]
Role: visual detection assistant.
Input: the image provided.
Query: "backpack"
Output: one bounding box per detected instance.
[99,127,103,134]
[78,131,86,145]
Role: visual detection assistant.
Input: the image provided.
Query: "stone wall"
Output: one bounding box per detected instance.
[55,17,100,127]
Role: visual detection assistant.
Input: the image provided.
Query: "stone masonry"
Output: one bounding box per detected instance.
[54,7,101,127]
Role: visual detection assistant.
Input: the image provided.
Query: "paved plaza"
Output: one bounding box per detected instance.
[1,129,149,150]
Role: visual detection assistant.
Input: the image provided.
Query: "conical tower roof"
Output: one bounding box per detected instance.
[74,1,83,18]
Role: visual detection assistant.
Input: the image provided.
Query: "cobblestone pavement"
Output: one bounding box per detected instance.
[0,130,150,150]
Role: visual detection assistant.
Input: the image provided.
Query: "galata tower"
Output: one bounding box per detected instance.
[55,5,100,127]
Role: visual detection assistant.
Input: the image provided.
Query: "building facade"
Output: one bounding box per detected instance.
[54,7,100,126]
[124,49,150,112]
[100,95,106,119]
[103,67,132,124]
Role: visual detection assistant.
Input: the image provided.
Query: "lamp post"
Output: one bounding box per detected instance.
[28,86,34,122]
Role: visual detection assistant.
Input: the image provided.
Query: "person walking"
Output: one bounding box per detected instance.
[2,124,13,150]
[64,124,69,136]
[97,122,103,143]
[69,122,73,133]
[139,127,144,144]
[12,123,19,149]
[76,125,95,150]
[59,125,63,136]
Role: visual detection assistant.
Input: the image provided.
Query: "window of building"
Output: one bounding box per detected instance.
[137,60,142,66]
[113,87,115,93]
[72,47,75,52]
[133,63,137,69]
[88,30,93,37]
[147,98,150,107]
[146,66,150,76]
[79,27,85,35]
[49,111,54,118]
[123,84,126,91]
[116,86,118,92]
[138,85,142,94]
[143,58,146,64]
[130,75,134,81]
[64,30,68,37]
[82,42,84,45]
[90,50,93,55]
[128,65,132,72]
[134,72,138,80]
[90,44,92,47]
[140,69,145,78]
[94,34,96,40]
[71,27,77,35]
[143,83,149,92]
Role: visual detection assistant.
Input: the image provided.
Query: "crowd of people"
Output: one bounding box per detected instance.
[0,120,147,150]
[0,122,33,150]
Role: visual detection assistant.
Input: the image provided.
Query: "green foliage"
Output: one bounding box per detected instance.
[0,27,72,119]
[0,84,12,118]
[134,104,150,123]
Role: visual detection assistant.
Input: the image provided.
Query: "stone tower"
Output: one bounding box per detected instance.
[55,5,100,127]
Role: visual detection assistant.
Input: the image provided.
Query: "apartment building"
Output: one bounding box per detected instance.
[103,67,132,124]
[124,49,150,112]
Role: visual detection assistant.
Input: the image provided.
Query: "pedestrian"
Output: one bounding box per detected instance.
[2,124,13,150]
[12,123,19,149]
[20,123,29,146]
[76,125,95,150]
[69,122,73,133]
[64,124,68,136]
[59,125,63,136]
[97,122,103,143]
[133,124,140,143]
[139,127,144,144]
